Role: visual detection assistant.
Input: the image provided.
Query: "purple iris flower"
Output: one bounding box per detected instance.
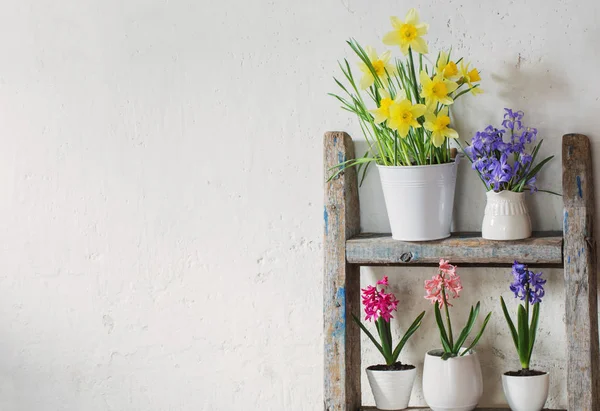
[509,261,546,304]
[526,176,537,193]
[468,109,546,193]
[488,154,513,191]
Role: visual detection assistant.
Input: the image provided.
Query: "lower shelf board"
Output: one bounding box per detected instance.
[360,408,565,411]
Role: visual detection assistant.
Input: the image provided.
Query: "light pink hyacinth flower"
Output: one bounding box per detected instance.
[424,259,463,307]
[361,276,399,322]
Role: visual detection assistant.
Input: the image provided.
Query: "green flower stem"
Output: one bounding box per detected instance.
[399,137,412,166]
[408,48,421,105]
[441,287,454,348]
[525,285,530,370]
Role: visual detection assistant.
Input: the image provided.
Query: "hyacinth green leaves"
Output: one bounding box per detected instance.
[354,276,426,366]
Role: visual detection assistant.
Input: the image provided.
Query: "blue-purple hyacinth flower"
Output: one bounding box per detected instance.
[466,108,544,193]
[509,260,546,304]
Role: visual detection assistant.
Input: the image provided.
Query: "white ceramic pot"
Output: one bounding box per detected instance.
[366,366,416,410]
[481,190,532,240]
[422,349,483,411]
[502,372,549,411]
[377,160,458,241]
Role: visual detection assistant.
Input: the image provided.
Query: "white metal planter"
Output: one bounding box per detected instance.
[378,161,458,241]
[366,367,416,410]
[502,372,549,411]
[481,190,532,240]
[422,349,483,411]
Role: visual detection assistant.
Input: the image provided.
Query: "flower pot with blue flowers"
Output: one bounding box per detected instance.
[500,261,549,411]
[463,109,556,240]
[353,276,425,410]
[329,8,484,241]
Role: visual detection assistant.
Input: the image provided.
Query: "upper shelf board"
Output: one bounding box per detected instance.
[346,231,563,266]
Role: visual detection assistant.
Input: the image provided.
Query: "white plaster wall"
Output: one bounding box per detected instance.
[0,0,596,410]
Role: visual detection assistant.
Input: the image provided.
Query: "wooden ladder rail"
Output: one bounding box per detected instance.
[323,131,599,410]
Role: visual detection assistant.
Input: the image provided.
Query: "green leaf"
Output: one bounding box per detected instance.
[453,302,481,352]
[517,304,530,368]
[461,311,492,356]
[391,311,425,363]
[441,352,456,361]
[500,296,519,351]
[537,189,562,196]
[376,317,393,364]
[524,155,554,182]
[325,157,375,182]
[352,314,385,358]
[528,302,541,364]
[434,303,452,353]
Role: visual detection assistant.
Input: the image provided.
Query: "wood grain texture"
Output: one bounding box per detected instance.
[562,133,600,410]
[324,132,361,411]
[360,408,564,411]
[346,232,563,266]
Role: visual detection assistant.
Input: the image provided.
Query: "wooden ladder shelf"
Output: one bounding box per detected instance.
[323,132,599,411]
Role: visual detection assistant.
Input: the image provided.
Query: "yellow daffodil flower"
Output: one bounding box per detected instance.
[387,95,427,138]
[459,61,484,95]
[424,107,459,147]
[436,51,460,80]
[369,89,396,124]
[383,9,429,55]
[420,71,459,106]
[358,47,396,89]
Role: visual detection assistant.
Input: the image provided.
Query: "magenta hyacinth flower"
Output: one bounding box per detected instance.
[361,276,399,322]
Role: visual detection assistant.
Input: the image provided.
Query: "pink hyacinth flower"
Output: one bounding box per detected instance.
[361,276,398,322]
[424,258,463,307]
[376,276,389,286]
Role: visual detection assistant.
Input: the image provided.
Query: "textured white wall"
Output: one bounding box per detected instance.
[0,0,597,410]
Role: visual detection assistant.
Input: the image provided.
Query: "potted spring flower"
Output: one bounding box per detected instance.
[500,261,549,411]
[353,276,426,410]
[329,8,484,241]
[422,259,492,411]
[463,108,557,240]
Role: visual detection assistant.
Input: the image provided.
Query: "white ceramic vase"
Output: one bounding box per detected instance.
[481,190,532,240]
[366,366,416,410]
[377,160,458,241]
[502,372,549,411]
[422,349,483,411]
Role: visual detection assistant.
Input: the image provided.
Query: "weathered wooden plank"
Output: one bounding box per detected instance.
[562,133,600,410]
[360,408,564,410]
[324,132,361,411]
[346,232,563,266]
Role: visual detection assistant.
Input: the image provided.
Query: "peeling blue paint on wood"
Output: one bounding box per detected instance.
[324,207,329,235]
[561,134,599,409]
[333,287,346,338]
[338,151,346,166]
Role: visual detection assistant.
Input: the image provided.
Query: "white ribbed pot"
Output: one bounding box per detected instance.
[422,349,483,411]
[377,160,458,241]
[502,372,549,411]
[481,190,532,240]
[366,366,416,410]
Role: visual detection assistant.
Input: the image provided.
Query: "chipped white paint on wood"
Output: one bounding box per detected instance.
[324,132,361,410]
[562,134,600,410]
[346,232,563,266]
